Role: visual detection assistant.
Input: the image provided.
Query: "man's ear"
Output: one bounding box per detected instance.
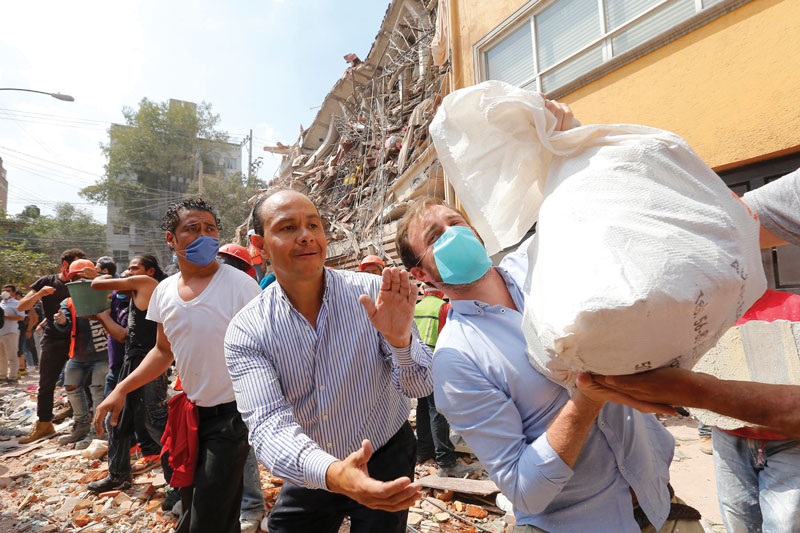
[165,231,175,249]
[410,265,433,283]
[251,234,269,261]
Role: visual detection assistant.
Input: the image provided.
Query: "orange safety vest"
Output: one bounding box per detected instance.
[65,297,78,359]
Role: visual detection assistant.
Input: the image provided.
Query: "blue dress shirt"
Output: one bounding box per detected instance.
[225,268,433,490]
[433,243,674,532]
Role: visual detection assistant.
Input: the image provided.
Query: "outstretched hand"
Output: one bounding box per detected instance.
[93,389,126,437]
[326,439,421,512]
[359,267,417,348]
[576,372,677,416]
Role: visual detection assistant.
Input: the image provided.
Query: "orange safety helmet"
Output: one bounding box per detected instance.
[359,255,385,272]
[218,243,256,278]
[68,258,96,280]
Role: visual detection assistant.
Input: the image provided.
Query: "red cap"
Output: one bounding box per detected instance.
[359,255,385,271]
[218,243,256,277]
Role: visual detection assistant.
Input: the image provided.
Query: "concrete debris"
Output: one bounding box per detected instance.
[243,0,450,270]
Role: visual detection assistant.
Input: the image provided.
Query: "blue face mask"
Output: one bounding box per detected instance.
[116,293,128,300]
[432,226,492,285]
[181,236,220,266]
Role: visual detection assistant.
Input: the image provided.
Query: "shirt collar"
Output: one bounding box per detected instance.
[449,266,523,316]
[272,267,334,307]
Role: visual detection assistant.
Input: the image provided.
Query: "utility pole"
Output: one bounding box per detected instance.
[248,128,253,187]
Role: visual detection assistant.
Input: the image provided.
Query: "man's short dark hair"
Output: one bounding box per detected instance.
[60,248,87,266]
[96,256,116,277]
[3,284,15,293]
[395,196,448,269]
[251,187,310,237]
[161,197,221,234]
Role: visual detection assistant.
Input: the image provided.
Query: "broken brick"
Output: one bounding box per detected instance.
[466,504,488,519]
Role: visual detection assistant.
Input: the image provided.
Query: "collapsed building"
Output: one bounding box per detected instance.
[240,0,455,270]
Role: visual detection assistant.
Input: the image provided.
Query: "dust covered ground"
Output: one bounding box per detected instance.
[1,371,725,532]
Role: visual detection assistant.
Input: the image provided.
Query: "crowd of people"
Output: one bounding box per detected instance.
[1,100,799,533]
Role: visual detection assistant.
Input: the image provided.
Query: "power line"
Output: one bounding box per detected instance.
[0,144,104,178]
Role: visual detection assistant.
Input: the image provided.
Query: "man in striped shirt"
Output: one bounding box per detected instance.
[225,189,433,533]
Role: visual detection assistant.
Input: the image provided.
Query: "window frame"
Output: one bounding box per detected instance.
[474,0,750,98]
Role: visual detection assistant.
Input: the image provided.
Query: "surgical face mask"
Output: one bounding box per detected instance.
[180,235,219,266]
[1,291,10,301]
[432,225,492,285]
[115,293,128,300]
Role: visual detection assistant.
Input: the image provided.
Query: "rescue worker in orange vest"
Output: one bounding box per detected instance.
[359,255,385,276]
[414,285,479,477]
[52,259,110,445]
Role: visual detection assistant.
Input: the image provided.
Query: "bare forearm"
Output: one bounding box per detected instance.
[692,374,800,438]
[117,347,173,395]
[17,293,41,312]
[96,314,127,343]
[546,392,604,467]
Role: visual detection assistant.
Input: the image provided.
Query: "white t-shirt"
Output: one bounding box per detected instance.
[147,264,261,407]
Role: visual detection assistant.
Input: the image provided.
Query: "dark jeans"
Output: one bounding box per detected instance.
[416,394,456,467]
[19,333,38,367]
[176,401,250,533]
[107,357,168,477]
[268,421,416,533]
[37,336,70,422]
[104,362,122,399]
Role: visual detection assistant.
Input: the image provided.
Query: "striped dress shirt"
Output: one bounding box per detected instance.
[225,268,433,490]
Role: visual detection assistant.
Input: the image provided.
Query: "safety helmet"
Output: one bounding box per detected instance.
[218,243,256,277]
[359,255,385,272]
[68,258,96,280]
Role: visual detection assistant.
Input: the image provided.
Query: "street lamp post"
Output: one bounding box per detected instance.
[0,88,74,101]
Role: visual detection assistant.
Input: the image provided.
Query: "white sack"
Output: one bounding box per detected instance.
[430,81,766,386]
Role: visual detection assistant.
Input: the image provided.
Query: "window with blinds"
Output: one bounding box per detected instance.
[481,0,745,95]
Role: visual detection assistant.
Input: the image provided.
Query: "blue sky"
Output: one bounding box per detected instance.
[0,0,391,222]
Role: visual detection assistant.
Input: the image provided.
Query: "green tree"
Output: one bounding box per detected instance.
[80,98,229,218]
[0,241,52,287]
[1,203,107,264]
[188,172,266,244]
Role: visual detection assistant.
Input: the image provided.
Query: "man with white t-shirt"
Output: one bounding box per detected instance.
[95,198,261,533]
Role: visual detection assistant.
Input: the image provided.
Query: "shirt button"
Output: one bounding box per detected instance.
[500,309,505,313]
[319,385,325,392]
[305,326,310,331]
[620,466,626,473]
[327,442,333,448]
[599,421,606,428]
[323,414,328,421]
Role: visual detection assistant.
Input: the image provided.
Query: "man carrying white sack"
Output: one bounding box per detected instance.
[584,168,800,441]
[395,193,703,532]
[430,81,766,386]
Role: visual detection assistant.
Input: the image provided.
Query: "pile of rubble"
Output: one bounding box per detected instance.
[241,0,450,268]
[1,374,512,533]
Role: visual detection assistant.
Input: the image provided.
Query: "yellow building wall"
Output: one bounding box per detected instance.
[450,0,800,169]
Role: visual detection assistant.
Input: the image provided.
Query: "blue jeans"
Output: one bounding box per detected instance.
[64,358,109,425]
[712,428,800,532]
[240,447,266,521]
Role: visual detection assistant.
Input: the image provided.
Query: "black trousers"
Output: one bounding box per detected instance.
[416,393,457,467]
[176,401,250,533]
[107,356,168,478]
[268,421,417,533]
[37,336,70,422]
